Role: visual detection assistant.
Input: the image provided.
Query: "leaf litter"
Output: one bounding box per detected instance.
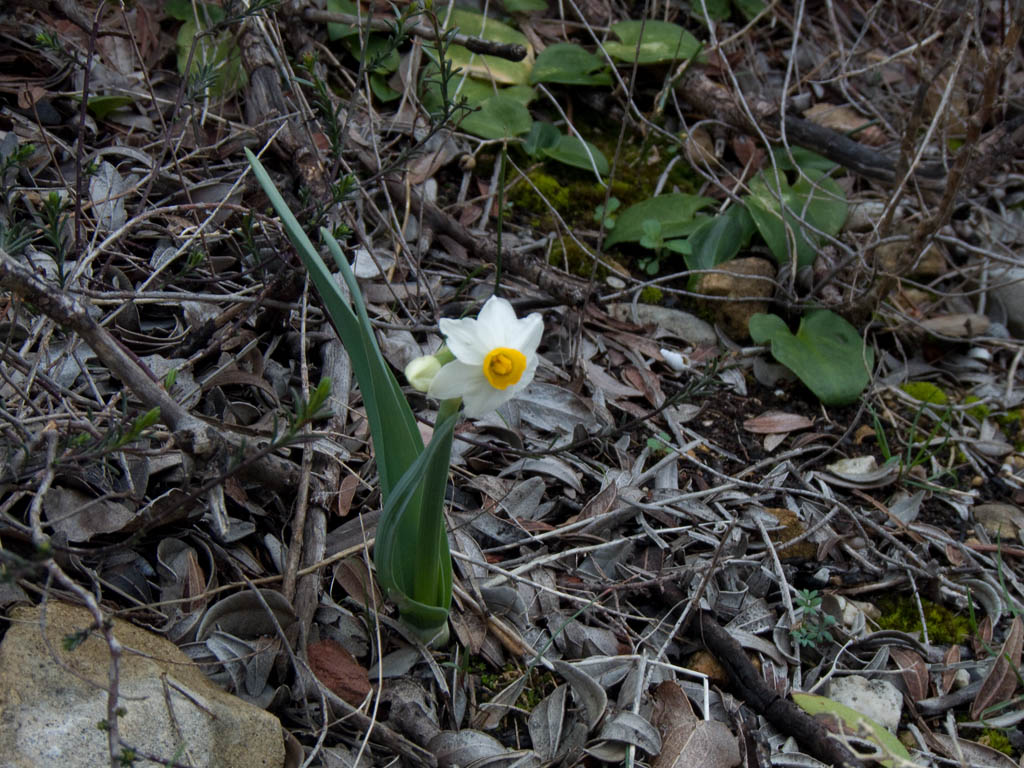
[1,1,1024,767]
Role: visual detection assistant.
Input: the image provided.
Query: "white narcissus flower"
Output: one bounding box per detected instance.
[428,296,543,418]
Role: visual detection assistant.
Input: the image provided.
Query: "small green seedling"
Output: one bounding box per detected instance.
[791,589,838,647]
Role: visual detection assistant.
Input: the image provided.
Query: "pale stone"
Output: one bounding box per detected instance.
[828,675,903,733]
[0,602,284,768]
[876,242,947,278]
[974,502,1024,540]
[695,257,776,342]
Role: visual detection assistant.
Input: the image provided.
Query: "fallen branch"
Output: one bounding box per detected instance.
[676,69,947,190]
[0,248,301,491]
[693,611,867,768]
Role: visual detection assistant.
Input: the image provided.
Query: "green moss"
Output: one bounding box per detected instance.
[996,408,1022,428]
[480,662,556,713]
[639,286,663,303]
[978,729,1014,756]
[874,594,970,644]
[964,395,990,422]
[901,381,948,405]
[507,170,568,221]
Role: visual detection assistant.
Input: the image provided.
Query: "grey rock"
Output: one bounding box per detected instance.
[694,257,776,342]
[828,674,903,733]
[974,502,1024,541]
[0,602,285,768]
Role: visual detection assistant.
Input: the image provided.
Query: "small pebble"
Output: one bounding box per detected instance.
[605,275,626,289]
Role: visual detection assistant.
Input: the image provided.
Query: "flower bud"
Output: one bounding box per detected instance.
[405,355,441,392]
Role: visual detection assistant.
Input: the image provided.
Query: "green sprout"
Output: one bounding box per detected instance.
[791,589,838,648]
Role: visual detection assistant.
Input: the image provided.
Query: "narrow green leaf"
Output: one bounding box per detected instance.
[245,148,423,500]
[320,233,424,496]
[374,405,458,642]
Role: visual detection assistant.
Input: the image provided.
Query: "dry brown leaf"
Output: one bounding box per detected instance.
[890,647,929,701]
[945,543,966,567]
[940,644,960,696]
[331,557,381,606]
[853,424,876,445]
[651,681,740,768]
[919,313,991,338]
[803,103,887,146]
[731,135,761,169]
[308,638,371,706]
[684,126,717,168]
[577,481,618,523]
[743,411,813,434]
[932,733,1018,768]
[973,614,995,658]
[970,615,1023,720]
[335,472,360,518]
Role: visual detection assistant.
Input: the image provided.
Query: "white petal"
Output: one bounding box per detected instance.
[428,360,482,399]
[439,317,486,364]
[511,312,544,355]
[476,296,518,346]
[461,377,512,418]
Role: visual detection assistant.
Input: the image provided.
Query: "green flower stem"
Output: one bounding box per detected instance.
[411,397,460,607]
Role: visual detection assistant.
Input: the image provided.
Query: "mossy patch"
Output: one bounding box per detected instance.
[901,381,948,405]
[964,395,990,422]
[548,236,606,279]
[873,594,970,644]
[639,285,663,303]
[978,729,1014,756]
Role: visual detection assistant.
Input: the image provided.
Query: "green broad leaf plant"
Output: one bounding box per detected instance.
[601,20,702,64]
[749,310,873,406]
[743,167,848,269]
[530,43,611,86]
[603,193,715,249]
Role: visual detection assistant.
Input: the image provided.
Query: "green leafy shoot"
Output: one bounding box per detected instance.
[790,589,838,647]
[603,193,715,249]
[743,168,847,269]
[522,121,609,176]
[594,197,620,230]
[114,408,162,450]
[684,204,756,278]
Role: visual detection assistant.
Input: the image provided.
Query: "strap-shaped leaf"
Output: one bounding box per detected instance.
[245,148,423,499]
[247,148,457,643]
[374,402,459,642]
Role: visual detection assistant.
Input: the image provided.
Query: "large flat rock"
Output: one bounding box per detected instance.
[0,601,285,768]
